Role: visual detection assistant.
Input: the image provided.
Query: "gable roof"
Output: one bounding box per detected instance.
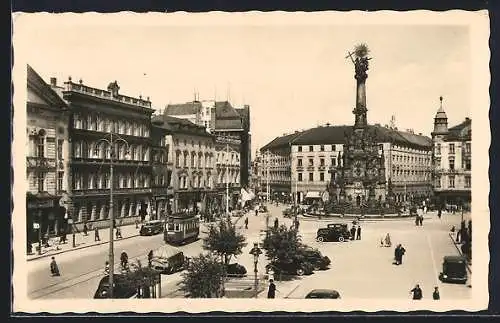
[152,114,213,138]
[27,64,68,108]
[164,101,202,115]
[445,118,471,141]
[214,101,243,130]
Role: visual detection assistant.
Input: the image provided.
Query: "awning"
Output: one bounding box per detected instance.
[305,191,322,199]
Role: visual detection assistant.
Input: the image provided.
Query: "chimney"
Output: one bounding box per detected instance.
[50,77,57,87]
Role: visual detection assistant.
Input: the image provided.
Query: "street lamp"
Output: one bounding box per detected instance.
[97,128,130,299]
[249,242,262,297]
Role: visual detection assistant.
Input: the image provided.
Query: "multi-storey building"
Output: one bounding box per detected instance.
[431,97,471,209]
[55,77,155,228]
[214,134,241,210]
[164,100,251,188]
[26,65,70,243]
[152,115,216,213]
[150,120,173,219]
[262,124,433,205]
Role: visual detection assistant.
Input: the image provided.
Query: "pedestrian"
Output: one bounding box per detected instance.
[433,286,440,300]
[294,219,300,231]
[394,244,406,265]
[419,215,424,226]
[437,209,442,219]
[148,250,154,267]
[244,217,249,229]
[356,226,362,240]
[415,215,420,226]
[274,218,279,229]
[50,256,60,276]
[83,222,88,236]
[267,279,276,299]
[410,284,423,300]
[120,250,129,269]
[115,227,122,239]
[385,233,392,247]
[104,260,110,275]
[350,226,356,240]
[255,208,258,217]
[94,227,100,241]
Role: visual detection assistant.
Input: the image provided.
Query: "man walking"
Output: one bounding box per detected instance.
[433,286,440,300]
[356,226,362,240]
[50,257,60,276]
[410,284,423,300]
[274,218,279,229]
[94,227,100,242]
[394,244,406,265]
[267,279,276,299]
[350,226,356,240]
[244,217,249,229]
[83,222,88,236]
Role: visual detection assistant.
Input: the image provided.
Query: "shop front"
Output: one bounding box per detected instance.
[152,188,174,220]
[26,192,65,244]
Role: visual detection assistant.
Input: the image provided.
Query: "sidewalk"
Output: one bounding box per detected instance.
[257,279,302,299]
[27,223,141,262]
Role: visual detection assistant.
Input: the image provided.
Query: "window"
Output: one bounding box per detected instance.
[122,176,127,188]
[191,153,195,168]
[435,157,441,167]
[448,175,455,188]
[57,171,64,191]
[297,159,302,167]
[298,146,302,152]
[465,142,471,154]
[175,152,180,167]
[465,175,471,188]
[298,173,303,182]
[309,145,313,152]
[37,172,45,192]
[464,158,471,171]
[57,139,63,160]
[320,172,325,181]
[320,158,325,166]
[320,145,324,152]
[184,153,188,167]
[93,143,100,158]
[309,173,314,181]
[435,143,441,155]
[449,143,455,155]
[174,223,180,231]
[308,158,314,166]
[331,145,336,151]
[331,158,336,166]
[449,157,455,170]
[37,137,45,158]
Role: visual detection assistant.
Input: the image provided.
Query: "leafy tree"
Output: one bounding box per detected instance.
[122,260,161,298]
[203,215,247,265]
[262,224,302,263]
[180,253,224,298]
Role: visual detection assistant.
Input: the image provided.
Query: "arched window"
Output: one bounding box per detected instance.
[74,113,82,129]
[74,141,82,158]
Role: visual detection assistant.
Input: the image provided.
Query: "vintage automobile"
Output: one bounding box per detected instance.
[150,245,189,274]
[439,255,468,284]
[305,289,341,299]
[298,247,331,270]
[225,263,247,277]
[316,223,351,242]
[265,259,314,276]
[93,274,138,299]
[139,220,164,236]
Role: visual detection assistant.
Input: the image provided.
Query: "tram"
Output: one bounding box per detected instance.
[164,213,200,245]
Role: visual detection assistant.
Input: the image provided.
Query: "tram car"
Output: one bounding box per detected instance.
[164,213,200,245]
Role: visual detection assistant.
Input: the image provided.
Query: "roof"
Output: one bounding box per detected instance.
[214,101,243,130]
[27,64,68,108]
[444,118,471,141]
[151,115,213,138]
[435,106,448,119]
[165,101,202,115]
[443,255,467,262]
[261,124,432,151]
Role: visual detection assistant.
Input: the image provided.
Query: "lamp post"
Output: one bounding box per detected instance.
[97,127,130,299]
[249,242,262,297]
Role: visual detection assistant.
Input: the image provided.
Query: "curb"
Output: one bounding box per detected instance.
[27,233,140,262]
[448,233,472,274]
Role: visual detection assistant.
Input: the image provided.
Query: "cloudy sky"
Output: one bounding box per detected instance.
[15,13,473,153]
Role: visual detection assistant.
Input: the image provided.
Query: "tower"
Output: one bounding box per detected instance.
[432,96,448,137]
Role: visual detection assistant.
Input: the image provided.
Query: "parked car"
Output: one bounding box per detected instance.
[439,255,468,284]
[139,220,164,236]
[316,223,351,242]
[266,259,314,276]
[298,247,331,270]
[93,274,138,299]
[225,263,247,277]
[150,245,189,274]
[305,289,341,299]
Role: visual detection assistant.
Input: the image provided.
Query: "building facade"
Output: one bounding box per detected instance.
[152,115,217,214]
[26,65,70,243]
[214,134,242,210]
[431,97,471,209]
[150,121,173,219]
[58,78,155,228]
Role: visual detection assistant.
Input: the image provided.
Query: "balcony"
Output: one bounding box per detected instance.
[318,165,327,171]
[72,187,151,196]
[72,158,151,168]
[27,157,56,170]
[307,166,315,171]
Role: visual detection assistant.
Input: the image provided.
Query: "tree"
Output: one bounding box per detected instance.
[180,253,225,298]
[203,215,247,265]
[262,224,302,263]
[122,260,161,298]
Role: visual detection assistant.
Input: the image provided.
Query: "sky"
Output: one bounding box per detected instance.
[16,15,472,154]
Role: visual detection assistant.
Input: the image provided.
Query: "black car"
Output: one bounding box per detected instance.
[439,255,468,284]
[316,223,351,242]
[298,247,331,270]
[266,259,314,276]
[225,263,247,277]
[305,289,341,299]
[93,274,137,299]
[139,220,164,236]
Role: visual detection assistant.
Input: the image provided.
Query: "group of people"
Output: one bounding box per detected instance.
[410,284,441,300]
[350,225,362,240]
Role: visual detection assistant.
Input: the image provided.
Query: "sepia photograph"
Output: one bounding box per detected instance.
[11,10,490,313]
